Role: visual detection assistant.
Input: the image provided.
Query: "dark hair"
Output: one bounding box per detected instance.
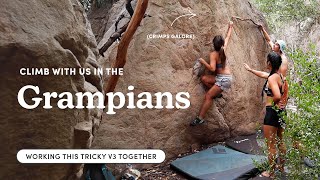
[213,35,226,67]
[261,52,282,99]
[267,52,282,76]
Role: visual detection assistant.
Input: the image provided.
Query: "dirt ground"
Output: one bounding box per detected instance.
[140,160,188,180]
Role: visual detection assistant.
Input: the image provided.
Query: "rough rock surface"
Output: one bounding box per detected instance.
[92,0,270,161]
[0,0,102,179]
[88,0,122,43]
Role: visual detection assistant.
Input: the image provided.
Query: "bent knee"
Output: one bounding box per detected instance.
[201,76,207,83]
[201,75,215,85]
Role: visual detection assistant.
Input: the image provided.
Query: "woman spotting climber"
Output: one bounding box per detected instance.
[190,21,234,126]
[250,52,286,178]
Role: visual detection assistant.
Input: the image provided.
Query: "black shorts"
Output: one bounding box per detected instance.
[264,106,286,128]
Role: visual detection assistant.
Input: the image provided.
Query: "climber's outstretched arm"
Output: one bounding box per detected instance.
[243,63,269,79]
[258,25,274,49]
[224,21,234,51]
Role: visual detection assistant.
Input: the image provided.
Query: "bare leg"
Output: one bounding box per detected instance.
[198,85,223,119]
[277,127,286,172]
[263,125,278,178]
[201,75,215,88]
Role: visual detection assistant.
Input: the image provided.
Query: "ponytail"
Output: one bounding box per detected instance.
[219,47,226,67]
[213,35,226,67]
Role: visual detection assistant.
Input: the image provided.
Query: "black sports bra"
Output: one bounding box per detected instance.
[264,73,284,97]
[216,63,223,69]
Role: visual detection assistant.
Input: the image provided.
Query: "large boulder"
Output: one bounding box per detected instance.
[0,0,102,179]
[92,0,269,160]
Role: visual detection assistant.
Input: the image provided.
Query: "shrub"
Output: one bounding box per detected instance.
[284,45,319,178]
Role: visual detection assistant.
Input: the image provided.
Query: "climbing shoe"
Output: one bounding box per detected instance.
[213,94,223,99]
[190,117,205,126]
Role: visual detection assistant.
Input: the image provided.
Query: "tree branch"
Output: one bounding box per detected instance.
[104,0,149,105]
[126,0,134,17]
[99,22,128,57]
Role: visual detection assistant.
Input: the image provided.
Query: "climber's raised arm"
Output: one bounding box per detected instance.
[224,21,234,51]
[258,25,274,49]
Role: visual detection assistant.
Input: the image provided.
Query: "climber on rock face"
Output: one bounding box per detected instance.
[259,25,289,77]
[243,24,289,109]
[190,21,234,126]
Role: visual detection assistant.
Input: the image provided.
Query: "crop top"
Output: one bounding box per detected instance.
[216,63,223,69]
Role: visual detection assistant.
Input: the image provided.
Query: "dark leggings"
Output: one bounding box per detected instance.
[264,106,285,128]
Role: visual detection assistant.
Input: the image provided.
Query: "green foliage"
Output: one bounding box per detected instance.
[79,0,108,11]
[253,0,320,30]
[80,0,92,11]
[253,158,270,172]
[284,45,320,178]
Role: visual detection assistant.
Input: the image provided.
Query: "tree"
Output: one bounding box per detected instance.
[103,0,149,105]
[253,0,320,31]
